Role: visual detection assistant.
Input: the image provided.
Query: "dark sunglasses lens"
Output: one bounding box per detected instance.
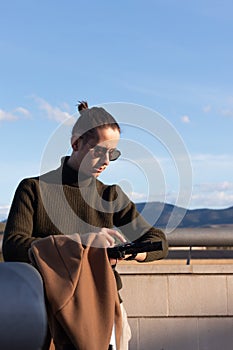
[110,149,121,161]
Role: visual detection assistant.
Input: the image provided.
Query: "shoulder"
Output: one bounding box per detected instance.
[17,176,39,189]
[15,176,40,195]
[9,177,41,205]
[16,166,61,192]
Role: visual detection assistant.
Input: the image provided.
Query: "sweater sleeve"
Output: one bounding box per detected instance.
[3,179,39,262]
[112,185,168,262]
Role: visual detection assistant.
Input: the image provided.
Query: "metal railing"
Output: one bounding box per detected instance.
[1,229,233,265]
[166,229,233,264]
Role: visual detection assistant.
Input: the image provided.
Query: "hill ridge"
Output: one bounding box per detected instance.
[1,202,233,233]
[135,202,233,228]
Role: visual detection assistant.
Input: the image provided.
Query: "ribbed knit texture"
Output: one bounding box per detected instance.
[3,156,168,265]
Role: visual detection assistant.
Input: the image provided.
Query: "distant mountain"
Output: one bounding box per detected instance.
[0,203,233,232]
[135,202,233,228]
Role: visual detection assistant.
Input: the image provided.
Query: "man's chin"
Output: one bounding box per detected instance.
[93,172,100,178]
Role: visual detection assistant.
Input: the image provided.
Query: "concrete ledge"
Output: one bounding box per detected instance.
[117,261,233,274]
[117,263,233,350]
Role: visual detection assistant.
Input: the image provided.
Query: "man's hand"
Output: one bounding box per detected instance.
[80,228,127,265]
[95,227,127,248]
[80,228,126,247]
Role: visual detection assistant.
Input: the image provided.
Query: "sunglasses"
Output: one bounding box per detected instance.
[87,142,121,161]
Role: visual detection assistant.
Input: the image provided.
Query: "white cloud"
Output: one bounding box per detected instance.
[14,107,31,117]
[175,153,233,208]
[192,153,233,164]
[122,152,233,209]
[181,115,190,123]
[221,108,233,118]
[34,96,75,125]
[203,105,211,113]
[127,191,148,202]
[191,154,233,170]
[0,107,31,122]
[193,181,233,193]
[190,182,233,209]
[126,181,233,210]
[219,95,233,118]
[0,109,18,122]
[1,97,75,124]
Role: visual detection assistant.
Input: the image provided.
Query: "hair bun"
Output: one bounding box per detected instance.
[77,100,88,112]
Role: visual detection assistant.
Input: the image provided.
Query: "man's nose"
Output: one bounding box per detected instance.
[102,151,110,165]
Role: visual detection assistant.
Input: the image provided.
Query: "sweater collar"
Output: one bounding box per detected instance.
[61,156,94,187]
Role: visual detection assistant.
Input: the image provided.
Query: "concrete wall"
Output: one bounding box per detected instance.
[117,263,233,350]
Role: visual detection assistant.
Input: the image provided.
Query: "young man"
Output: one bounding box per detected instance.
[3,101,168,349]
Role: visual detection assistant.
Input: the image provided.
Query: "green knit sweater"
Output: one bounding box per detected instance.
[3,157,168,264]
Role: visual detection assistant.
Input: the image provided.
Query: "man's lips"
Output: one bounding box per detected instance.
[94,167,106,173]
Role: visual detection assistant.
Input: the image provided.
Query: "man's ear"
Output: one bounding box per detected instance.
[71,136,81,151]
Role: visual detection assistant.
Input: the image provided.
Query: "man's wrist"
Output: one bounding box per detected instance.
[135,252,147,262]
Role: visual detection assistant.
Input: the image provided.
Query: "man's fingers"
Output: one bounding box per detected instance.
[99,232,115,247]
[104,228,127,243]
[82,228,127,248]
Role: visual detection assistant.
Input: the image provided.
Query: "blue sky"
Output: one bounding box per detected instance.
[1,0,233,220]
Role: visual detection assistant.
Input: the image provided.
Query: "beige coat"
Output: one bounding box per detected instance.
[29,234,122,350]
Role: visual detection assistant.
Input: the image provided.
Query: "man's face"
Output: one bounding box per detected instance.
[75,127,120,177]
